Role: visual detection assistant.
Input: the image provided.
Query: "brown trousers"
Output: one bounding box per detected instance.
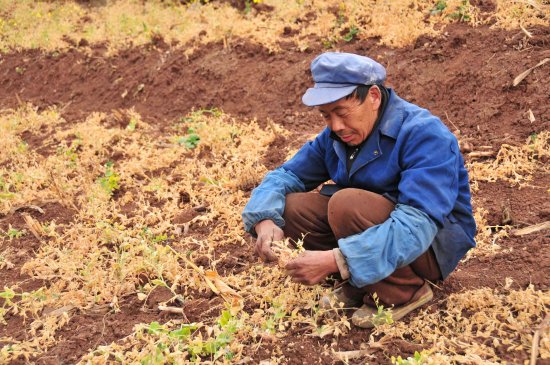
[283,188,441,307]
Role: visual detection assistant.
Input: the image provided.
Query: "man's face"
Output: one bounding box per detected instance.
[318,87,381,146]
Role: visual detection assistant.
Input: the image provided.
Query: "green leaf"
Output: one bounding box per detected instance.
[169,324,196,339]
[146,321,165,335]
[343,26,359,42]
[126,118,137,131]
[219,310,232,327]
[176,133,200,149]
[151,279,167,288]
[0,287,16,299]
[0,192,15,200]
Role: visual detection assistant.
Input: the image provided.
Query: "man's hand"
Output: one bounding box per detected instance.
[254,220,284,262]
[285,250,339,285]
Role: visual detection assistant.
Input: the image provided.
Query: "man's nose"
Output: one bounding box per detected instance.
[330,116,345,132]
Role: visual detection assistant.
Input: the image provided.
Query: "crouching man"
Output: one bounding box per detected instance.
[242,52,476,328]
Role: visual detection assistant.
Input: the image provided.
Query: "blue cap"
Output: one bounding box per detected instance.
[302,52,386,106]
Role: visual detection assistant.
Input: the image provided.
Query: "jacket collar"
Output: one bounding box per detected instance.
[377,88,404,140]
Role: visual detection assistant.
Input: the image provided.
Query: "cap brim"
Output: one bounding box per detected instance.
[302,84,358,106]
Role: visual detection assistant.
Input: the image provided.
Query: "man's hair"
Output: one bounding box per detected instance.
[345,85,373,104]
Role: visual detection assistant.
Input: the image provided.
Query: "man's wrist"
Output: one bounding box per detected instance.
[254,219,276,235]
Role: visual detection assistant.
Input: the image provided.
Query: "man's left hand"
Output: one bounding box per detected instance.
[285,250,339,285]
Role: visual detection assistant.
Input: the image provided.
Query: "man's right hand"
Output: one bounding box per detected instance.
[254,220,284,262]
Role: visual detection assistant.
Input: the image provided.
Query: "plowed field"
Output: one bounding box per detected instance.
[0,1,549,364]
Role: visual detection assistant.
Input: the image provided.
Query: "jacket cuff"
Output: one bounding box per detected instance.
[333,248,350,280]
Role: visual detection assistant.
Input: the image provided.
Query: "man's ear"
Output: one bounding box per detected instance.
[369,85,382,111]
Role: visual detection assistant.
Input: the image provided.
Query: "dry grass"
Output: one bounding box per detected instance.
[0,105,288,361]
[1,105,549,363]
[377,281,550,363]
[468,131,550,189]
[493,0,550,29]
[0,0,547,53]
[463,206,511,260]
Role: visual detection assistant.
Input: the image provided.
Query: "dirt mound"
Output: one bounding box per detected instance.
[0,23,548,143]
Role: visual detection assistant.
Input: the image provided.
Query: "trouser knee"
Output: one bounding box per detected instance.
[327,188,394,239]
[282,192,337,250]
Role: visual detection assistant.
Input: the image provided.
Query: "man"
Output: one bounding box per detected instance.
[242,52,476,328]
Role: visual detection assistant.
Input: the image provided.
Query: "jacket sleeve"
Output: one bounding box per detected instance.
[338,204,437,287]
[242,130,331,235]
[339,118,460,287]
[241,167,306,236]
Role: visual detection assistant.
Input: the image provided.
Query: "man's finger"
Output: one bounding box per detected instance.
[255,237,267,261]
[256,235,277,262]
[261,244,277,262]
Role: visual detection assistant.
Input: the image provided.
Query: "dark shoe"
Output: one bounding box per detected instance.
[352,282,433,328]
[319,286,363,310]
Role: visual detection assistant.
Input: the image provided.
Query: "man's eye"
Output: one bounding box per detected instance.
[320,113,329,119]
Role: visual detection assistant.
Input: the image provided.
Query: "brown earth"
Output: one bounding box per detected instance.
[0,21,549,364]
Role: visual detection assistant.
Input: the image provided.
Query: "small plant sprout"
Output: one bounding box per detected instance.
[343,26,359,42]
[96,161,121,196]
[6,225,26,240]
[449,0,472,22]
[430,0,447,15]
[371,292,394,327]
[391,350,430,365]
[0,287,16,324]
[0,177,15,200]
[126,118,137,131]
[176,127,200,149]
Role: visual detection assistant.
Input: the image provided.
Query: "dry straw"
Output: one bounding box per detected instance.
[0,0,547,53]
[2,104,549,363]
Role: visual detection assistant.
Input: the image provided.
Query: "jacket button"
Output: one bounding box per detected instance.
[374,150,379,155]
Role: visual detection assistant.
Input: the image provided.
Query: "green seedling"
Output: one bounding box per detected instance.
[321,38,334,49]
[449,0,471,22]
[176,128,200,149]
[392,350,429,364]
[0,287,45,324]
[0,177,15,200]
[343,26,359,42]
[153,234,168,243]
[195,309,239,361]
[126,117,137,131]
[179,108,222,124]
[243,0,262,14]
[97,161,120,196]
[430,0,447,15]
[140,309,238,362]
[17,141,28,153]
[6,225,26,240]
[0,192,15,200]
[336,2,346,26]
[371,292,394,327]
[262,301,287,334]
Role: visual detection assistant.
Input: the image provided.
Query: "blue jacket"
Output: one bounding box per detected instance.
[242,89,476,288]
